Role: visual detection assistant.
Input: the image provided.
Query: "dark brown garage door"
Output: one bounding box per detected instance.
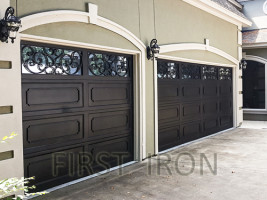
[21,42,134,191]
[158,59,233,151]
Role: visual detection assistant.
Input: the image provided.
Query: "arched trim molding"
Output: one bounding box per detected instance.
[20,9,146,51]
[245,55,267,64]
[159,43,239,65]
[19,7,147,160]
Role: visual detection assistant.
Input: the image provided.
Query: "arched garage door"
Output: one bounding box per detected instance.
[22,41,134,191]
[158,59,233,151]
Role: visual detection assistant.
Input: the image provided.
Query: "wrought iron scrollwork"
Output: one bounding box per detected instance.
[88,52,130,77]
[157,61,178,79]
[21,45,82,75]
[219,67,232,80]
[181,63,201,79]
[202,66,218,80]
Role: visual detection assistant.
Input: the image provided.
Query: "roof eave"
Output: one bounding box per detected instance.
[182,0,252,27]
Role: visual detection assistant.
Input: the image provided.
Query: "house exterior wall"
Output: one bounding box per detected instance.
[12,0,239,59]
[0,0,24,197]
[244,48,267,60]
[0,0,243,197]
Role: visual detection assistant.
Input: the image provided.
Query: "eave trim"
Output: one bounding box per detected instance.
[182,0,252,27]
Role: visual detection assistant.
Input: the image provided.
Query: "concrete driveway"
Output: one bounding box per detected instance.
[34,128,267,200]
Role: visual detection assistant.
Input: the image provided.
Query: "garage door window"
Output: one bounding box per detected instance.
[21,44,82,75]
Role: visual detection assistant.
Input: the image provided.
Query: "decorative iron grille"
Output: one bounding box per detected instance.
[219,67,232,80]
[202,66,218,80]
[88,52,130,77]
[157,61,178,79]
[181,63,201,79]
[21,44,82,75]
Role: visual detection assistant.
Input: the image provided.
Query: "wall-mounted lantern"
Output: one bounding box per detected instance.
[147,39,160,60]
[239,58,247,70]
[0,7,21,43]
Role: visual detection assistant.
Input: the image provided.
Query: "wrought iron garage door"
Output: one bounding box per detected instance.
[21,42,134,191]
[158,59,233,151]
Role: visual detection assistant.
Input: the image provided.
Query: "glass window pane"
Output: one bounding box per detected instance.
[21,44,82,75]
[88,52,130,77]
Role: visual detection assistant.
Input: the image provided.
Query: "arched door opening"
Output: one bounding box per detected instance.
[243,60,266,110]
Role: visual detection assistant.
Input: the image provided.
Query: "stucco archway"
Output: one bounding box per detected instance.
[19,7,147,160]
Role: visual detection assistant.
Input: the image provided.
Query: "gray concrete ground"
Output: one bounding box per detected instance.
[35,128,267,200]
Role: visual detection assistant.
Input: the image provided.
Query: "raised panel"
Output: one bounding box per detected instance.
[203,101,218,116]
[22,83,83,111]
[220,115,233,127]
[158,126,180,151]
[89,110,132,138]
[158,84,179,103]
[181,85,201,98]
[24,115,84,149]
[90,136,133,172]
[24,146,83,191]
[203,118,219,136]
[182,121,201,143]
[203,84,218,97]
[220,99,232,114]
[89,83,131,106]
[158,104,180,127]
[181,103,201,121]
[220,82,232,96]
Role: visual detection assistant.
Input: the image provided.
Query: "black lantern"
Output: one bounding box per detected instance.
[239,58,247,70]
[147,39,160,60]
[0,7,21,43]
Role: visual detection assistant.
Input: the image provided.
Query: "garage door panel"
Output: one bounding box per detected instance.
[90,136,133,172]
[23,115,84,149]
[158,104,180,128]
[182,121,201,143]
[24,146,84,192]
[219,82,232,97]
[88,109,132,138]
[220,115,233,129]
[159,126,181,151]
[22,42,134,191]
[203,101,219,117]
[181,84,201,99]
[203,118,220,136]
[219,99,233,114]
[158,84,179,103]
[22,83,83,111]
[181,103,201,122]
[89,83,132,107]
[158,59,233,151]
[203,84,218,97]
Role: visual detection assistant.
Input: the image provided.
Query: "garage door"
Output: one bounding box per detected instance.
[158,59,233,151]
[21,42,134,191]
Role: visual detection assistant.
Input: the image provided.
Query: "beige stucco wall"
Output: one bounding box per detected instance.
[12,0,239,59]
[244,48,267,60]
[22,22,139,51]
[6,0,240,158]
[155,0,238,59]
[0,1,23,199]
[162,50,236,65]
